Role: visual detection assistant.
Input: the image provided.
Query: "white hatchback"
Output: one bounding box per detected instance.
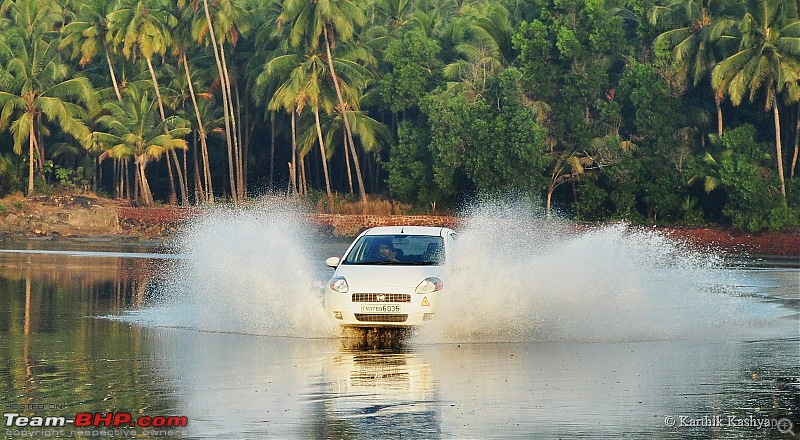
[324,226,457,328]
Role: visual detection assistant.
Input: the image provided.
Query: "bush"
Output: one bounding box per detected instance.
[55,165,90,192]
[716,125,792,231]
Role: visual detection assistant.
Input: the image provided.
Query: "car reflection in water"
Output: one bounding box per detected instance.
[306,341,441,439]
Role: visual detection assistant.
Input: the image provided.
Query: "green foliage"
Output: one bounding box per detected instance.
[0,0,789,230]
[642,164,685,222]
[465,69,549,193]
[712,125,796,231]
[420,89,476,194]
[617,62,676,139]
[575,177,610,221]
[718,152,787,231]
[381,30,444,112]
[387,67,549,204]
[385,121,442,204]
[0,153,23,197]
[55,166,90,191]
[681,196,705,224]
[606,153,645,222]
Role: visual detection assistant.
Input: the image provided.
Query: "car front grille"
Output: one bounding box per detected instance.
[352,293,411,303]
[354,314,408,323]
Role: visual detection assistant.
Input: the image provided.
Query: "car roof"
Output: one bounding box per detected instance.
[362,226,451,237]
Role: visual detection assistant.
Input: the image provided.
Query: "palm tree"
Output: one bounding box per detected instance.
[279,0,371,203]
[320,88,390,195]
[189,0,251,203]
[93,87,190,206]
[246,0,284,190]
[443,3,515,101]
[0,0,98,195]
[188,97,224,202]
[373,0,415,33]
[650,0,740,136]
[792,101,800,178]
[172,10,218,203]
[107,0,189,205]
[60,0,124,102]
[263,50,336,205]
[712,0,800,201]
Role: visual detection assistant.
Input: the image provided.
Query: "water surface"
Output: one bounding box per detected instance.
[1,209,798,439]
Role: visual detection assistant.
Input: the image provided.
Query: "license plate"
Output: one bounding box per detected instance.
[360,304,401,313]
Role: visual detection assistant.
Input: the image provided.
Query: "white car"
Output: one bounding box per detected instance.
[324,226,457,328]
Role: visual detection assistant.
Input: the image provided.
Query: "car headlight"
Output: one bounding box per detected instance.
[329,276,349,293]
[415,277,443,294]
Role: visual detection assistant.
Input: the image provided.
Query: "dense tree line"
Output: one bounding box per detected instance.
[0,0,796,231]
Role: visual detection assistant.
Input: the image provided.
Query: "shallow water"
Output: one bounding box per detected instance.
[0,207,798,439]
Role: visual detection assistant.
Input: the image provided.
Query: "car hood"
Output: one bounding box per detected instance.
[334,264,445,289]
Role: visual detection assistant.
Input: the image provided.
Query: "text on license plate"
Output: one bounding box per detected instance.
[360,304,401,313]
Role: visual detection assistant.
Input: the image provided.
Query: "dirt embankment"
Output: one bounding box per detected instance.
[0,195,797,257]
[0,195,188,241]
[658,226,799,257]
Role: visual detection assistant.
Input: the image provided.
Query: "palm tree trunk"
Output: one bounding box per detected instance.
[291,110,298,195]
[146,56,188,205]
[313,106,334,206]
[104,41,123,102]
[772,92,786,202]
[27,124,34,195]
[137,158,154,207]
[270,111,275,190]
[192,135,205,203]
[323,25,367,203]
[182,148,189,200]
[344,129,353,195]
[172,149,189,205]
[95,156,101,192]
[32,124,44,180]
[133,159,139,201]
[117,158,123,198]
[299,156,308,196]
[181,52,214,203]
[115,159,120,198]
[791,102,799,179]
[147,57,167,122]
[201,135,213,202]
[221,44,244,201]
[126,158,133,200]
[202,0,237,204]
[165,151,177,205]
[121,158,127,199]
[715,93,723,137]
[35,115,44,174]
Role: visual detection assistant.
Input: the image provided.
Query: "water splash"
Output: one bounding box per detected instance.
[122,197,788,343]
[417,201,782,343]
[128,198,338,338]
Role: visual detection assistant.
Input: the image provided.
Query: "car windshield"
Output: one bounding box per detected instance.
[342,235,445,266]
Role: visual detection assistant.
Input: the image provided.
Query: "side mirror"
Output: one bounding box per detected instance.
[325,257,340,268]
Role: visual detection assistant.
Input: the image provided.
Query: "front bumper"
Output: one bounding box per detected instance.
[325,288,437,327]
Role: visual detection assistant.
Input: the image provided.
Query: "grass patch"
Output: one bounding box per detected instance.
[313,194,413,215]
